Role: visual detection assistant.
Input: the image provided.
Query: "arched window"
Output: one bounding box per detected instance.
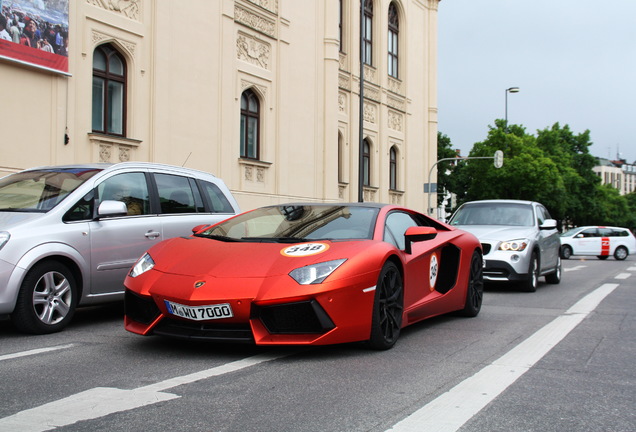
[363,139,371,186]
[240,89,260,159]
[92,44,126,136]
[388,2,399,78]
[363,0,373,65]
[389,146,397,190]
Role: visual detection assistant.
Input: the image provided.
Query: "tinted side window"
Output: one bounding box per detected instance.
[384,211,420,250]
[199,180,234,213]
[63,191,95,222]
[97,172,149,216]
[581,228,598,238]
[154,173,202,214]
[598,228,613,237]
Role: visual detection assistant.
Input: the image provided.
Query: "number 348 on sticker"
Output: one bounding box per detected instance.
[281,243,329,257]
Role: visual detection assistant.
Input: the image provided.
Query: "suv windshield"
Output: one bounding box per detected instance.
[0,168,103,212]
[449,202,534,227]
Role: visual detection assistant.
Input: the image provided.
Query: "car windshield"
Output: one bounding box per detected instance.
[198,205,380,242]
[0,168,102,212]
[560,228,582,237]
[449,203,534,227]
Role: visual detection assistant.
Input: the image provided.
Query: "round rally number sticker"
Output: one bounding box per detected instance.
[281,243,329,257]
[429,253,439,290]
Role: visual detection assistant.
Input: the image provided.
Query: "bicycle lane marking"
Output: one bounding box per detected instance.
[0,351,292,432]
[386,282,621,432]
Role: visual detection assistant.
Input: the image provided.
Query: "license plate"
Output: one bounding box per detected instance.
[164,300,233,321]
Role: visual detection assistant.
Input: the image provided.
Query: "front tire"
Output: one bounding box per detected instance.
[545,256,562,284]
[561,245,572,259]
[614,246,628,260]
[520,252,539,292]
[11,261,78,334]
[368,261,403,350]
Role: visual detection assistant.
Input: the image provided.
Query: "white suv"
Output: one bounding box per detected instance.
[0,162,239,334]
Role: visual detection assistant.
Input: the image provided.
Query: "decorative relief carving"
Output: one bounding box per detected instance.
[363,85,380,102]
[245,0,278,15]
[235,4,276,38]
[99,144,112,162]
[388,77,403,95]
[388,110,403,132]
[338,73,350,91]
[91,30,136,56]
[363,188,377,202]
[363,65,376,84]
[339,52,348,72]
[86,0,140,21]
[389,190,403,204]
[363,102,376,123]
[237,33,271,69]
[387,95,406,112]
[119,146,131,162]
[240,80,267,99]
[338,92,347,113]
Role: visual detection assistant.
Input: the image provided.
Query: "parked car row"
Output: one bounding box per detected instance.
[1,163,632,349]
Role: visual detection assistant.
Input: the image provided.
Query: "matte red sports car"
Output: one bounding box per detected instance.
[124,203,483,349]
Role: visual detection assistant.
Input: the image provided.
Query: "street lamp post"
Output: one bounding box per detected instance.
[504,87,520,129]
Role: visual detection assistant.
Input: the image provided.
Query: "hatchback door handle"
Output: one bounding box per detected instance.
[145,230,161,239]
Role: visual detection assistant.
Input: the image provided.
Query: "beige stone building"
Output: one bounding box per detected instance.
[0,0,440,211]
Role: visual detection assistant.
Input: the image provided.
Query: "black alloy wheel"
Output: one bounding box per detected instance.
[368,261,404,350]
[459,251,484,317]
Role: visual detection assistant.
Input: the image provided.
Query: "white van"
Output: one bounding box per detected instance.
[0,162,239,334]
[560,226,636,260]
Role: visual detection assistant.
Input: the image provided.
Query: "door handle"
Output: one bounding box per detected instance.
[145,230,161,239]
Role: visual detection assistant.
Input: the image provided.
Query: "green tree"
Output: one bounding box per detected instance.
[436,132,458,209]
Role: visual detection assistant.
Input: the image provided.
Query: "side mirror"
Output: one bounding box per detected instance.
[97,200,128,218]
[540,219,557,230]
[192,224,212,234]
[404,226,437,254]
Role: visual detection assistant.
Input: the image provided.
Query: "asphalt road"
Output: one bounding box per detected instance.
[0,256,634,432]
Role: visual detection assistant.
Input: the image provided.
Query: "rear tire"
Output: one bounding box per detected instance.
[614,246,628,260]
[545,256,562,284]
[458,251,483,317]
[368,261,403,350]
[11,261,77,334]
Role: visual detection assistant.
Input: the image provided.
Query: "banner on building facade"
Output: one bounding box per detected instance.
[0,0,69,74]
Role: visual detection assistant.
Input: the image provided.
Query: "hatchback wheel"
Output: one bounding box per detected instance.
[614,246,628,261]
[12,261,77,334]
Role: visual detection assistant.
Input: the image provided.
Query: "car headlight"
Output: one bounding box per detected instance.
[0,232,9,251]
[498,239,528,252]
[289,259,347,285]
[129,253,155,277]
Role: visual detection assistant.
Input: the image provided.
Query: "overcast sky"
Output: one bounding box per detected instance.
[437,0,636,163]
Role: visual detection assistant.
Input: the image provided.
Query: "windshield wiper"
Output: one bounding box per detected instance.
[193,234,242,242]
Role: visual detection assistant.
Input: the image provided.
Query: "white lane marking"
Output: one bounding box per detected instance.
[0,344,74,362]
[0,352,290,432]
[615,273,631,280]
[386,283,620,432]
[564,265,587,272]
[628,267,636,271]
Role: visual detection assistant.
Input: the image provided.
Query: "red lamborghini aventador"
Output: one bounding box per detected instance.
[124,203,483,349]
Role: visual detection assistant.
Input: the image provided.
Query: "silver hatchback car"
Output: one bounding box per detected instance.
[0,162,239,334]
[448,200,562,291]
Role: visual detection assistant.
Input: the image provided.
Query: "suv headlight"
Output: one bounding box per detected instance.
[0,232,10,251]
[289,259,347,285]
[130,253,155,277]
[498,239,528,252]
